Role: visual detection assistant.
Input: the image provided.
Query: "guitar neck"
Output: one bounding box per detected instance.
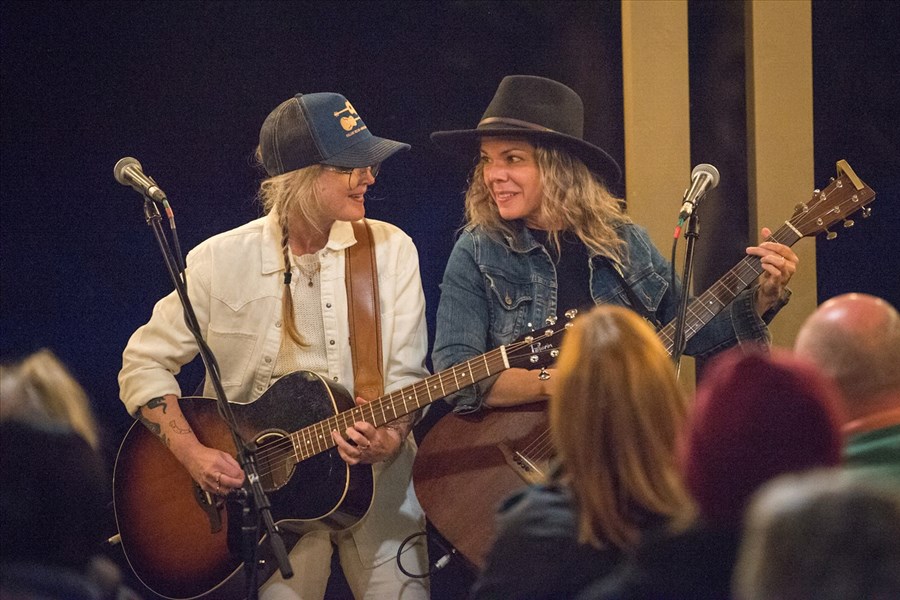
[657,222,801,355]
[290,346,510,460]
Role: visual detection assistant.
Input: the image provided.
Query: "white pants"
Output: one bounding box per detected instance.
[259,529,430,600]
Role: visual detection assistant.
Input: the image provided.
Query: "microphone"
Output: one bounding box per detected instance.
[677,163,720,223]
[114,157,167,202]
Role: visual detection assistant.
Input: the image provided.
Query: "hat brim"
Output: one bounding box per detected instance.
[320,136,410,168]
[431,128,621,186]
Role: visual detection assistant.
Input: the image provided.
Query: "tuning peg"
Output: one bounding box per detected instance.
[545,315,558,325]
[843,218,855,228]
[794,202,808,214]
[538,368,551,381]
[862,207,872,218]
[564,309,578,319]
[825,227,837,240]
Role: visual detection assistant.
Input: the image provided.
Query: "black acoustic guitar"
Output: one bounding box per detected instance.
[112,326,567,599]
[413,160,877,571]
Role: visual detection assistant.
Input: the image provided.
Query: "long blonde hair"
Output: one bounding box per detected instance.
[464,141,630,264]
[255,151,324,347]
[550,306,696,551]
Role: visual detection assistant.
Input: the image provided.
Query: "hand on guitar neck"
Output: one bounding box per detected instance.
[330,397,413,465]
[746,226,799,315]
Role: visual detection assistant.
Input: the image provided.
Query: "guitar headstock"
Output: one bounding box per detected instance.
[505,309,578,370]
[789,160,876,239]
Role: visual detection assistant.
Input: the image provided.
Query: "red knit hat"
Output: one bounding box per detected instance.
[683,348,844,525]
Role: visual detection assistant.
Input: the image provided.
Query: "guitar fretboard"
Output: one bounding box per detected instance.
[289,346,510,460]
[657,223,801,355]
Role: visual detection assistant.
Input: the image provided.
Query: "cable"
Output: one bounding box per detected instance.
[395,531,458,578]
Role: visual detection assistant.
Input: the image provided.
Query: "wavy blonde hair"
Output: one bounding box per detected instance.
[550,306,696,551]
[255,149,325,347]
[464,141,630,264]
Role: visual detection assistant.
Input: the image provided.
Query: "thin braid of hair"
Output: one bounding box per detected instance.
[279,215,306,347]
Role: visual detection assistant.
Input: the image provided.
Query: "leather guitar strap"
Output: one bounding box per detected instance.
[346,219,384,401]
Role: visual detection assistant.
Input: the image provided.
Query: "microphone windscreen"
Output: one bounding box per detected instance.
[691,163,720,189]
[114,157,141,185]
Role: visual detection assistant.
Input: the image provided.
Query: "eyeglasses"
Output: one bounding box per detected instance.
[320,164,381,189]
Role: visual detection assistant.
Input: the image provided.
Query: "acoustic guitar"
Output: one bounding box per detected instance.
[112,322,567,599]
[412,160,877,571]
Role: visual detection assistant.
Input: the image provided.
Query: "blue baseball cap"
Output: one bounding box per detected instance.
[259,92,410,177]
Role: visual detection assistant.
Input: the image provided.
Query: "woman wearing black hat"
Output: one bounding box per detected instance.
[431,75,798,414]
[120,93,429,599]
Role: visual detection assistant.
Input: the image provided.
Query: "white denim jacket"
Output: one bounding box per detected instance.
[119,212,429,566]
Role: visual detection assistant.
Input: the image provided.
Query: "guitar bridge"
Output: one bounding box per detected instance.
[498,442,546,485]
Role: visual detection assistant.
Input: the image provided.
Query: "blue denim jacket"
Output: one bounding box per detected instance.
[432,221,786,413]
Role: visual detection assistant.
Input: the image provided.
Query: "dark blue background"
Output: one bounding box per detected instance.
[1,3,897,594]
[1,1,629,447]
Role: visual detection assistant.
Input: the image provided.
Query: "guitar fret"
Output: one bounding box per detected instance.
[300,430,313,460]
[438,371,447,397]
[289,432,300,462]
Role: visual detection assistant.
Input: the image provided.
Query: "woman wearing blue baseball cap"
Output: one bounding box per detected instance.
[120,92,429,599]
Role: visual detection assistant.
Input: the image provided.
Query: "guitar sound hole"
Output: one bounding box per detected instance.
[256,431,296,491]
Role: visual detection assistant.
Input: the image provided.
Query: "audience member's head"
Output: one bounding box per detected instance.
[734,469,900,600]
[795,293,900,416]
[0,420,107,570]
[0,350,129,599]
[683,348,844,526]
[552,305,696,551]
[0,348,100,449]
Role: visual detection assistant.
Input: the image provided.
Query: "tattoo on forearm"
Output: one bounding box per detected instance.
[147,396,168,414]
[170,420,192,435]
[140,396,172,447]
[139,414,161,437]
[385,412,415,438]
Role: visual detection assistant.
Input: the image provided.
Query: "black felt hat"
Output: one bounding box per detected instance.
[431,75,621,185]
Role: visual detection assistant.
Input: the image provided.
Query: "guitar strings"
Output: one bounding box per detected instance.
[245,336,554,482]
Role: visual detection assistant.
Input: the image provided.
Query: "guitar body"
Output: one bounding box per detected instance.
[412,403,548,571]
[113,371,374,600]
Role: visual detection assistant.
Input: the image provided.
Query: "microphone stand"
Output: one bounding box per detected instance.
[671,207,701,374]
[140,197,293,598]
